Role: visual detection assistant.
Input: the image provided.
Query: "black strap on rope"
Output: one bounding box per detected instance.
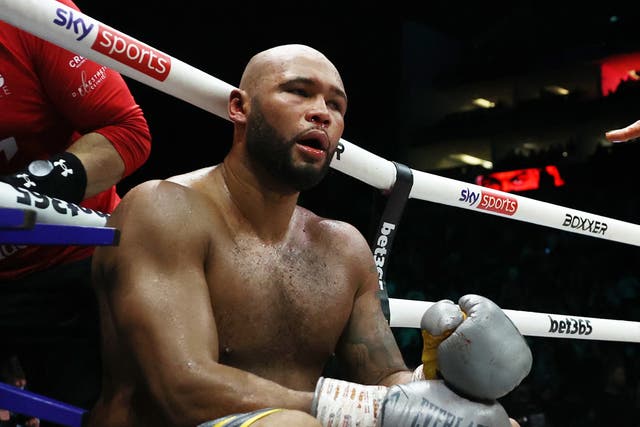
[370,162,413,324]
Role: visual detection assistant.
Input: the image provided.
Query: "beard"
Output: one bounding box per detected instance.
[245,101,333,192]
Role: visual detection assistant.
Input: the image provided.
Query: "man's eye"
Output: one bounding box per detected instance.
[289,88,308,97]
[328,101,343,112]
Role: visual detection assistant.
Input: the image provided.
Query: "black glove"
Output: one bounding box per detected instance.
[0,152,87,203]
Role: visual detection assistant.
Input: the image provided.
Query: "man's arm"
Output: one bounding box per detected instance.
[3,13,151,203]
[66,133,126,199]
[324,225,523,427]
[332,224,412,387]
[93,180,313,427]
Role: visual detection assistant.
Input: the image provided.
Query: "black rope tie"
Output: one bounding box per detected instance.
[370,162,413,324]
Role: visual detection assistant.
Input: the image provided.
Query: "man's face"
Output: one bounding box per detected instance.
[245,100,334,192]
[241,45,347,191]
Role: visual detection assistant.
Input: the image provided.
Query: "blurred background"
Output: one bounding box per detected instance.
[78,1,640,425]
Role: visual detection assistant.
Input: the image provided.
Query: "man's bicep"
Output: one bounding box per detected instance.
[110,250,218,366]
[96,193,219,394]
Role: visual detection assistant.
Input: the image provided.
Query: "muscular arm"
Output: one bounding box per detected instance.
[93,181,313,427]
[333,225,412,387]
[67,133,125,198]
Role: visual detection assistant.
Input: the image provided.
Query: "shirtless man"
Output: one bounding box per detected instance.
[87,44,531,427]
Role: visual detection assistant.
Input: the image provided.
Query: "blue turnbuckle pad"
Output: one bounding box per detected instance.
[0,207,36,229]
[0,382,87,427]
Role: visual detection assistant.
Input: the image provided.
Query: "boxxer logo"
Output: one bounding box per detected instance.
[373,222,395,290]
[548,315,593,336]
[562,213,608,235]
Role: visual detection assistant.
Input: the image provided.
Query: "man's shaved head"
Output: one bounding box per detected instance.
[239,44,344,95]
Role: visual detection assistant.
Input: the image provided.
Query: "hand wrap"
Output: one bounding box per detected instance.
[311,377,388,427]
[312,375,518,427]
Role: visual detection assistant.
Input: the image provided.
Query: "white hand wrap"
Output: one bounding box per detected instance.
[311,377,388,427]
[410,364,425,382]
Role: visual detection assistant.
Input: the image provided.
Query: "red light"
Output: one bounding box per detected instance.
[475,166,565,193]
[600,53,640,96]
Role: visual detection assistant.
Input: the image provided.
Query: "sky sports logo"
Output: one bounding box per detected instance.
[53,7,171,81]
[459,188,518,216]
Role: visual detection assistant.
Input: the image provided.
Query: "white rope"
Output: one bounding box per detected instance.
[0,182,108,226]
[389,298,640,343]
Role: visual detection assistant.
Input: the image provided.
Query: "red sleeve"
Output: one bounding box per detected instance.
[25,0,152,177]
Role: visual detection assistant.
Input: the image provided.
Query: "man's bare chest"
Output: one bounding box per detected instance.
[207,240,355,360]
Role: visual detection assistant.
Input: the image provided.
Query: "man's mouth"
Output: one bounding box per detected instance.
[296,130,329,158]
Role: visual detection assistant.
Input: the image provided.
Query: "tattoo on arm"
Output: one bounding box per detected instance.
[343,340,405,384]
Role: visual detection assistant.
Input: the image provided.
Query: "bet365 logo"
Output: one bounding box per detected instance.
[548,315,592,335]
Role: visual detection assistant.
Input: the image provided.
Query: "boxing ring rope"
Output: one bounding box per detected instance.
[0,183,118,244]
[1,1,639,424]
[390,299,640,342]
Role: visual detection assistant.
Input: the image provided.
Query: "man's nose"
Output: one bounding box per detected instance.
[306,99,331,127]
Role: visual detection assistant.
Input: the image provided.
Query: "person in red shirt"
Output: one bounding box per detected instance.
[0,0,151,415]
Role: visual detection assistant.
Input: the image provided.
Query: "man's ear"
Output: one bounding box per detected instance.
[228,89,248,123]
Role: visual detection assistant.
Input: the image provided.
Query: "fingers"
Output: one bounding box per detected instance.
[510,418,520,427]
[605,119,640,142]
[420,300,465,334]
[458,293,494,316]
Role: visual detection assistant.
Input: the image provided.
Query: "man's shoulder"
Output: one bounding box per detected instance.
[115,177,209,223]
[108,177,218,250]
[296,206,369,249]
[166,165,218,186]
[125,164,220,203]
[125,179,186,201]
[297,206,355,231]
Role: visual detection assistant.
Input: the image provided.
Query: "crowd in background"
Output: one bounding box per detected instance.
[380,142,640,426]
